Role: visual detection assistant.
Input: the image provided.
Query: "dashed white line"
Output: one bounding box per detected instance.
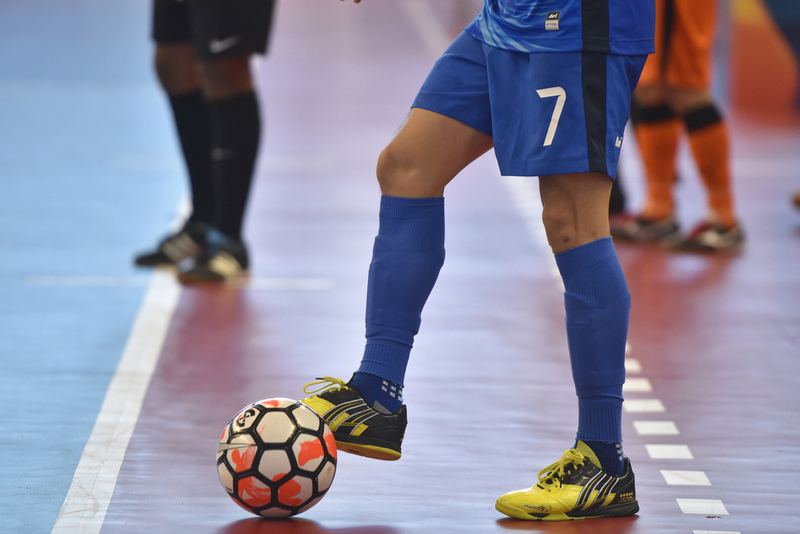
[624,356,641,373]
[676,499,729,516]
[623,377,653,393]
[633,420,680,435]
[623,399,666,413]
[646,444,694,459]
[661,470,712,486]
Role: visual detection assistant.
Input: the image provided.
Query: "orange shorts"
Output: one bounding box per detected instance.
[639,0,719,90]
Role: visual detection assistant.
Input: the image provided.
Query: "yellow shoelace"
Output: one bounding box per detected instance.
[302,377,347,395]
[536,448,585,489]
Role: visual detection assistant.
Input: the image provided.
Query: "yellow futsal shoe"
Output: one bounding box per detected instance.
[495,441,639,521]
[301,377,407,461]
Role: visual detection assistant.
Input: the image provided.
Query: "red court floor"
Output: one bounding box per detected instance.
[89,1,800,533]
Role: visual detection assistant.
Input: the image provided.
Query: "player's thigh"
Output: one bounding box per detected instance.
[377,108,493,198]
[152,0,199,93]
[154,43,200,94]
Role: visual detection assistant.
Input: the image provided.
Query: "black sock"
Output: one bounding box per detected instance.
[207,91,260,240]
[168,89,215,224]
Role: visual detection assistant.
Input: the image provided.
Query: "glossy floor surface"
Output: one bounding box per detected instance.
[1,1,799,533]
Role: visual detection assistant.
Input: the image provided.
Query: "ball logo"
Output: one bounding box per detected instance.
[235,408,257,430]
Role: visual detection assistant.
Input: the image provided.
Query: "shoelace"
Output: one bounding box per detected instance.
[536,448,585,489]
[303,377,347,395]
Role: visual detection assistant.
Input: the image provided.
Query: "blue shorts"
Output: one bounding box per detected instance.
[412,32,646,179]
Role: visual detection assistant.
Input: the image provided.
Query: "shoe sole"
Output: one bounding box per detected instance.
[333,430,400,461]
[333,436,402,461]
[495,499,639,521]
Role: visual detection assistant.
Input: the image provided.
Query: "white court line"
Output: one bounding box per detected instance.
[624,399,665,413]
[646,444,694,459]
[633,420,680,435]
[624,356,641,373]
[661,470,711,486]
[676,499,729,516]
[694,531,741,534]
[51,270,180,533]
[623,377,653,392]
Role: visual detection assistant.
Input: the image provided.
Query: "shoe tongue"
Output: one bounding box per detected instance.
[574,440,602,469]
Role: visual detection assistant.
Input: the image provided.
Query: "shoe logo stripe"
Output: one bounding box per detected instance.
[329,412,350,430]
[576,471,603,506]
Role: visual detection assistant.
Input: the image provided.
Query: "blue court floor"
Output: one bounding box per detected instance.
[0,1,183,531]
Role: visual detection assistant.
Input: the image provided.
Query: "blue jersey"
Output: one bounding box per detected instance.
[465,0,654,55]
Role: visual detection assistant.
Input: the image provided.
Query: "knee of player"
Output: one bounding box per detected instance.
[376,145,422,194]
[541,206,578,251]
[196,56,254,99]
[668,88,715,116]
[633,84,669,108]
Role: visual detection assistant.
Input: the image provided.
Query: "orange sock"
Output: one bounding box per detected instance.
[684,105,737,228]
[631,104,681,220]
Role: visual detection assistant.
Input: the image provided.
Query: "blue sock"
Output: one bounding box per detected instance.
[555,237,630,476]
[349,372,404,414]
[355,195,445,413]
[581,440,625,476]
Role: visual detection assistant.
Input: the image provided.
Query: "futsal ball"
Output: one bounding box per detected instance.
[217,397,338,518]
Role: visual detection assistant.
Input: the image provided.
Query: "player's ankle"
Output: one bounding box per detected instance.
[349,372,404,414]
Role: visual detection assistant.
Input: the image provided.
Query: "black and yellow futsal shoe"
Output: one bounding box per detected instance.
[301,377,407,461]
[495,441,639,521]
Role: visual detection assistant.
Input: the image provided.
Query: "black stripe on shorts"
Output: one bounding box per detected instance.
[582,52,608,175]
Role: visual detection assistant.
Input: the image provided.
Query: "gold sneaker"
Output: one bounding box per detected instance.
[301,377,407,461]
[496,441,639,521]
